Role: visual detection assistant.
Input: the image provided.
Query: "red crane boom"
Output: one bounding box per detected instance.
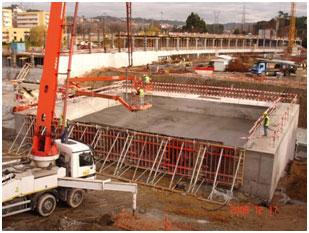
[31,3,66,164]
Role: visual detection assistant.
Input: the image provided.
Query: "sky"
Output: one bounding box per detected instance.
[2,1,307,24]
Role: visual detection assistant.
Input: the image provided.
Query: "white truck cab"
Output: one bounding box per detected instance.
[55,139,96,179]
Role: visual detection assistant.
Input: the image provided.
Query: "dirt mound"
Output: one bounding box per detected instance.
[286,160,307,202]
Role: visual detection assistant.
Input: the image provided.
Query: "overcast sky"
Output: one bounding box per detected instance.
[2,1,307,24]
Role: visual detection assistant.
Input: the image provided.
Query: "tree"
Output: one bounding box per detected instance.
[233,28,240,35]
[182,12,207,33]
[29,25,46,46]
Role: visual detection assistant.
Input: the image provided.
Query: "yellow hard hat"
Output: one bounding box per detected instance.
[264,111,267,115]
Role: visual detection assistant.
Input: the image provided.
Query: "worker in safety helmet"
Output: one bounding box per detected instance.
[263,111,270,136]
[136,87,144,108]
[59,113,69,143]
[143,74,151,88]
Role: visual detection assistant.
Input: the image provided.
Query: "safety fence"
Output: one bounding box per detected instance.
[22,114,244,201]
[123,81,296,103]
[240,94,297,146]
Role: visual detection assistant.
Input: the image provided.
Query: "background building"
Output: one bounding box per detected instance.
[2,8,13,28]
[16,11,49,28]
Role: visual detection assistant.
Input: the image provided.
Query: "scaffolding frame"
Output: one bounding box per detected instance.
[17,115,245,202]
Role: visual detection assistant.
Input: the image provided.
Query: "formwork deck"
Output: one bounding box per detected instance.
[77,96,266,148]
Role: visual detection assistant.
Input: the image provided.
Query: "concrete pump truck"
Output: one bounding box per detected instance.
[2,3,137,217]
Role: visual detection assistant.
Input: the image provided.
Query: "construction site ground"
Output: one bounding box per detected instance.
[2,127,307,231]
[2,64,307,230]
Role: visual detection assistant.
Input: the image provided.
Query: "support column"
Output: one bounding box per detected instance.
[263,39,266,48]
[97,30,100,48]
[176,38,180,51]
[155,38,159,51]
[256,38,259,48]
[276,39,278,48]
[249,39,252,48]
[212,38,215,48]
[166,38,170,50]
[30,53,35,67]
[186,38,189,49]
[204,38,207,49]
[123,38,126,49]
[195,38,199,50]
[228,38,231,49]
[144,36,147,51]
[11,51,16,68]
[235,39,238,49]
[242,39,245,49]
[132,36,135,50]
[220,39,223,48]
[111,34,115,48]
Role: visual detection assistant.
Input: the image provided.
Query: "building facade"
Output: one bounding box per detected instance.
[2,8,13,28]
[2,27,30,43]
[16,11,49,28]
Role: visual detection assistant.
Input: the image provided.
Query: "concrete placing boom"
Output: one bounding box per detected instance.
[3,2,137,218]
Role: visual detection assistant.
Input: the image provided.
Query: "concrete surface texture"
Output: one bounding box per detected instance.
[242,103,300,200]
[77,96,266,147]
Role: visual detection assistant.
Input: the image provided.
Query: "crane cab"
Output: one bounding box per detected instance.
[55,139,96,179]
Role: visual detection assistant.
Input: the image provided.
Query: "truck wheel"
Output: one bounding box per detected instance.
[67,189,85,208]
[37,193,56,217]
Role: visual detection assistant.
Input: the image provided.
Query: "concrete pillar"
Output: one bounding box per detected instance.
[228,39,231,48]
[31,53,35,67]
[195,38,199,50]
[256,38,259,48]
[176,38,180,51]
[212,38,215,48]
[220,39,223,48]
[242,39,245,49]
[235,39,238,49]
[123,38,126,48]
[263,39,266,48]
[186,38,189,49]
[249,39,252,48]
[111,34,115,48]
[97,30,100,48]
[132,36,135,50]
[11,52,16,68]
[204,39,207,49]
[155,38,159,51]
[144,36,147,51]
[166,38,170,50]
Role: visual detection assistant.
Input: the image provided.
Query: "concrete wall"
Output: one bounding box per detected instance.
[58,48,284,78]
[270,105,299,198]
[242,151,274,199]
[15,95,121,135]
[242,105,299,200]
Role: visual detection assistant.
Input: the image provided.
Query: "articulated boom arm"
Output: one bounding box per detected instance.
[69,75,140,91]
[69,75,152,111]
[31,3,66,158]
